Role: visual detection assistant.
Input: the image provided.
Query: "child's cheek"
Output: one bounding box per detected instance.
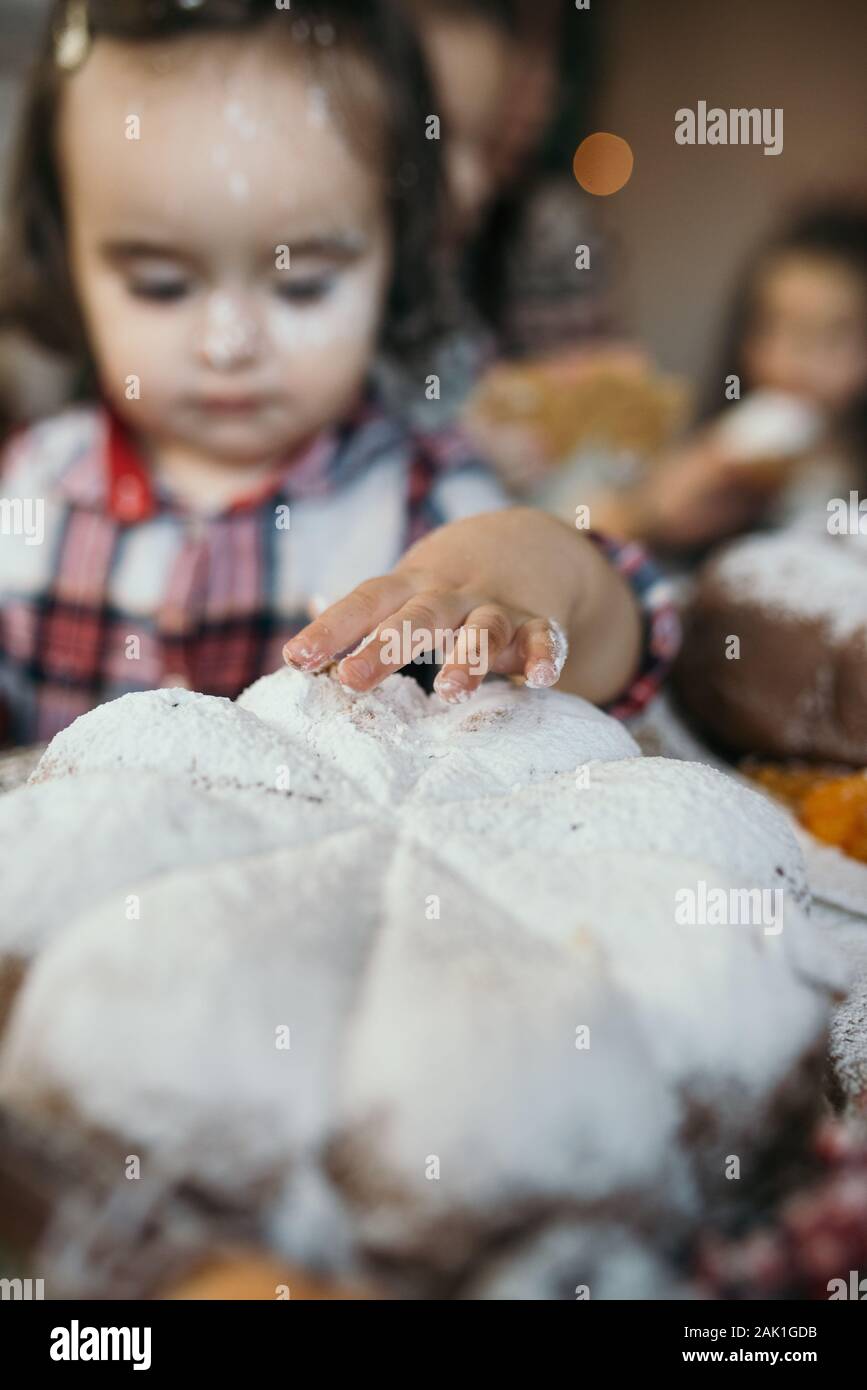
[87,291,181,404]
[263,268,386,361]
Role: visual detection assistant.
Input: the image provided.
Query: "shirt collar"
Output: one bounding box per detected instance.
[55,394,403,523]
[107,407,157,522]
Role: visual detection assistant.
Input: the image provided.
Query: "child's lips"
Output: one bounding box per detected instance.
[197,395,269,414]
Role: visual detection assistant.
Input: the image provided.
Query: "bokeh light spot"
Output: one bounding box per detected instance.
[573,133,634,196]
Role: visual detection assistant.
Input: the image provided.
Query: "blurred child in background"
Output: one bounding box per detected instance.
[407,1,867,554]
[591,204,867,552]
[0,0,675,747]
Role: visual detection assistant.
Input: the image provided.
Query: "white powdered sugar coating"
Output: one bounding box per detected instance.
[0,667,843,1285]
[462,1221,690,1300]
[714,532,867,643]
[238,666,433,805]
[238,665,637,804]
[201,291,257,368]
[404,756,811,911]
[335,875,684,1260]
[29,686,344,804]
[825,921,867,1108]
[0,771,355,960]
[0,833,384,1190]
[548,616,569,672]
[0,828,834,1250]
[345,627,381,659]
[336,850,835,1262]
[525,617,569,688]
[433,676,475,704]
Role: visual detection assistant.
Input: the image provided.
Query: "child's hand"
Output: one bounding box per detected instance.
[594,434,783,549]
[284,508,642,706]
[645,435,784,548]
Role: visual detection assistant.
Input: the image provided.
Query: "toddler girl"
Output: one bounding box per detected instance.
[592,204,867,552]
[0,0,675,747]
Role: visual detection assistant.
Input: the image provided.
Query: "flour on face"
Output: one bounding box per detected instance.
[201,291,258,368]
[264,269,375,354]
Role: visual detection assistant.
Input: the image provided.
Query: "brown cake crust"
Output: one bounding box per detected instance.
[674,538,867,764]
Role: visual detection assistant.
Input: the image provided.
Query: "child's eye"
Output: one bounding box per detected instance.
[276,278,333,305]
[128,281,191,303]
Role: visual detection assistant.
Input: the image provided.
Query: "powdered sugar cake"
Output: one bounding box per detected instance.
[676,532,867,764]
[0,770,355,961]
[0,666,847,1295]
[238,662,637,803]
[30,684,345,803]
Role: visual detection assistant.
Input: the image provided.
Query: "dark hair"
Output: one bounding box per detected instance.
[699,202,867,457]
[404,0,599,336]
[406,0,525,26]
[0,0,449,399]
[403,0,597,153]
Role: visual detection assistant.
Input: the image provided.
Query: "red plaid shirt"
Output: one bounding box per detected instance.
[0,398,678,746]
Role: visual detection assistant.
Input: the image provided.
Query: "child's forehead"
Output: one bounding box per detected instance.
[421,13,513,136]
[58,35,385,241]
[758,253,867,321]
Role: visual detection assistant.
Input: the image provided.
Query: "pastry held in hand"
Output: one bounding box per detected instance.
[467,350,691,463]
[714,390,823,480]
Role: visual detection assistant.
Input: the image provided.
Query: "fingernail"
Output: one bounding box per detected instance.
[284,639,329,671]
[337,656,371,686]
[434,670,473,703]
[526,660,558,689]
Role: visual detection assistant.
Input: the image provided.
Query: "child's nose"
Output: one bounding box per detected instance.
[199,291,261,370]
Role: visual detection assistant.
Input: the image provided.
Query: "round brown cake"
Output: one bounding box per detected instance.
[675,531,867,764]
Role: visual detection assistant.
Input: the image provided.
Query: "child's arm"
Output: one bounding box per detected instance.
[284,508,674,710]
[590,432,784,550]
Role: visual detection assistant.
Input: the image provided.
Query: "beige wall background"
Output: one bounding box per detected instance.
[591,0,867,391]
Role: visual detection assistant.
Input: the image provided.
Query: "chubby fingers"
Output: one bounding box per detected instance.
[492,616,570,688]
[434,612,569,700]
[433,603,518,703]
[339,590,474,691]
[283,575,412,672]
[285,581,569,704]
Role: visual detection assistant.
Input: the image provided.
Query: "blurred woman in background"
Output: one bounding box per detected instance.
[394,0,630,477]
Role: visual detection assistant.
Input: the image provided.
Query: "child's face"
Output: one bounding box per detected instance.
[742,253,867,414]
[57,36,393,463]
